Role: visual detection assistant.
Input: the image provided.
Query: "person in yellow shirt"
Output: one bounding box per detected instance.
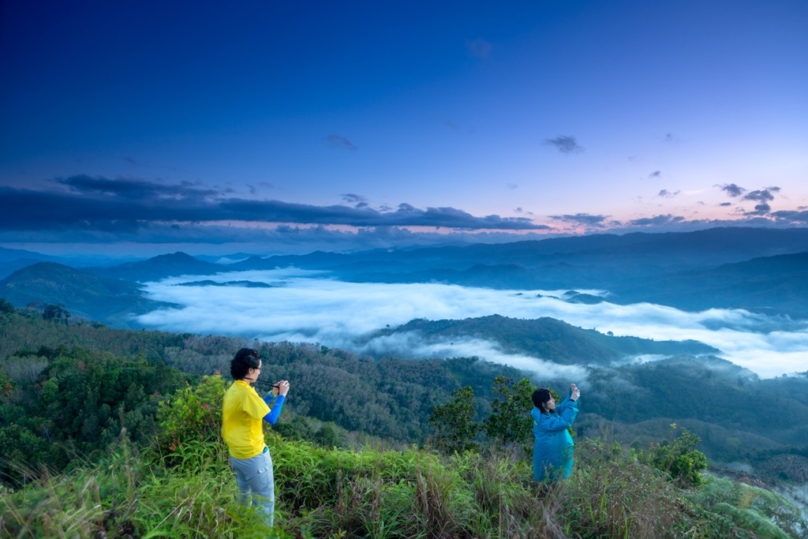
[222,348,289,528]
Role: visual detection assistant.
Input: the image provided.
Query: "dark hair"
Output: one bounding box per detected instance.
[532,388,552,413]
[231,348,261,380]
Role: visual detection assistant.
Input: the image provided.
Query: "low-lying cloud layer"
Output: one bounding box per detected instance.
[136,270,808,379]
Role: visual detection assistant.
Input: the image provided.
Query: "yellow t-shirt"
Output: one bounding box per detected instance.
[221,380,271,459]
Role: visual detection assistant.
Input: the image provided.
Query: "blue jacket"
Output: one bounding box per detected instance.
[532,390,579,482]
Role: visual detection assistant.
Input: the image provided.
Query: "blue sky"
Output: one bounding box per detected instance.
[1,0,807,256]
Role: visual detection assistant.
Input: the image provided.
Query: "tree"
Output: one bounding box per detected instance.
[0,298,14,314]
[483,376,535,454]
[429,386,480,454]
[42,304,70,325]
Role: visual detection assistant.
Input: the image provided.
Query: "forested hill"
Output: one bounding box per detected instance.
[2,306,807,486]
[0,262,175,327]
[375,315,717,365]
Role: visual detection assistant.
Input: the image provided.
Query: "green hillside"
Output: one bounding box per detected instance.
[0,262,175,327]
[379,315,718,365]
[2,306,807,536]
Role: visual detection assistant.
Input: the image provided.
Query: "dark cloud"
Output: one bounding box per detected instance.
[0,176,548,235]
[59,175,219,200]
[658,189,679,198]
[743,187,779,203]
[747,203,771,216]
[544,136,584,154]
[649,171,661,178]
[326,134,358,151]
[628,214,685,226]
[771,210,808,223]
[342,193,367,207]
[719,183,746,198]
[465,38,492,59]
[719,202,732,207]
[549,213,607,226]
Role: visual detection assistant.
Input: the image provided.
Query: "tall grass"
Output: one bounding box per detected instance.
[4,434,805,538]
[3,375,804,538]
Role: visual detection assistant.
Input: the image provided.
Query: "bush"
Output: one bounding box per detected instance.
[636,423,708,487]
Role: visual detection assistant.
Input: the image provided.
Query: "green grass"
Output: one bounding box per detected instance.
[2,376,805,538]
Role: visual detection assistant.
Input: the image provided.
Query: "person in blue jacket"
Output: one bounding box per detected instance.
[531,383,580,482]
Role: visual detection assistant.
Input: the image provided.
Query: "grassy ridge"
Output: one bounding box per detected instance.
[3,376,805,538]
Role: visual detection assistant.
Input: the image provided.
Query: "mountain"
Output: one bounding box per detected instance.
[233,228,808,316]
[0,262,175,327]
[87,252,223,282]
[240,227,808,274]
[616,251,808,315]
[0,246,64,279]
[374,315,718,365]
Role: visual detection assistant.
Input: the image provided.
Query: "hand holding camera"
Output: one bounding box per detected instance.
[272,380,290,397]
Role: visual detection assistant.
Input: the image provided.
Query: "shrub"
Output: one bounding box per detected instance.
[637,423,708,487]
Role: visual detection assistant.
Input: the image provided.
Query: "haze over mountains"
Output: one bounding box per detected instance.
[4,227,808,315]
[1,227,807,380]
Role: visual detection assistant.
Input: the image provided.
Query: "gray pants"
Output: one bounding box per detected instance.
[230,449,275,528]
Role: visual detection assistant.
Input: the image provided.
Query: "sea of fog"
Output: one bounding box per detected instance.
[136,268,808,379]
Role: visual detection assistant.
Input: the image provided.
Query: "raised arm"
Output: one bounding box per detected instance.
[555,383,580,414]
[263,380,289,425]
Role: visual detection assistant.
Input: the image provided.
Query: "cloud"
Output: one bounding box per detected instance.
[506,183,518,190]
[719,183,746,198]
[465,38,492,59]
[544,136,584,154]
[747,203,771,216]
[342,193,368,208]
[658,189,679,198]
[628,214,685,226]
[326,134,358,151]
[124,156,137,165]
[549,213,608,226]
[135,270,808,378]
[771,210,808,223]
[0,176,548,238]
[743,187,779,203]
[649,171,661,178]
[719,202,732,207]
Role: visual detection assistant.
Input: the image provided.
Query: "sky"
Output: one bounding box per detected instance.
[136,269,808,379]
[1,0,808,256]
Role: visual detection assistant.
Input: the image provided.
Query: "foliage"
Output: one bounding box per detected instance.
[150,374,229,468]
[42,303,71,324]
[4,431,802,538]
[0,345,188,485]
[429,386,481,454]
[2,366,803,539]
[0,298,14,314]
[483,376,534,454]
[636,424,708,487]
[689,475,808,539]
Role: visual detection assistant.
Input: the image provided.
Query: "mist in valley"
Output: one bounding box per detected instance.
[136,268,808,379]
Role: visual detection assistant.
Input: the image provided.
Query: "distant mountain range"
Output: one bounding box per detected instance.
[1,227,808,322]
[86,252,223,282]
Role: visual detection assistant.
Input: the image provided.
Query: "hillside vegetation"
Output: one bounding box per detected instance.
[2,374,805,538]
[2,305,807,485]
